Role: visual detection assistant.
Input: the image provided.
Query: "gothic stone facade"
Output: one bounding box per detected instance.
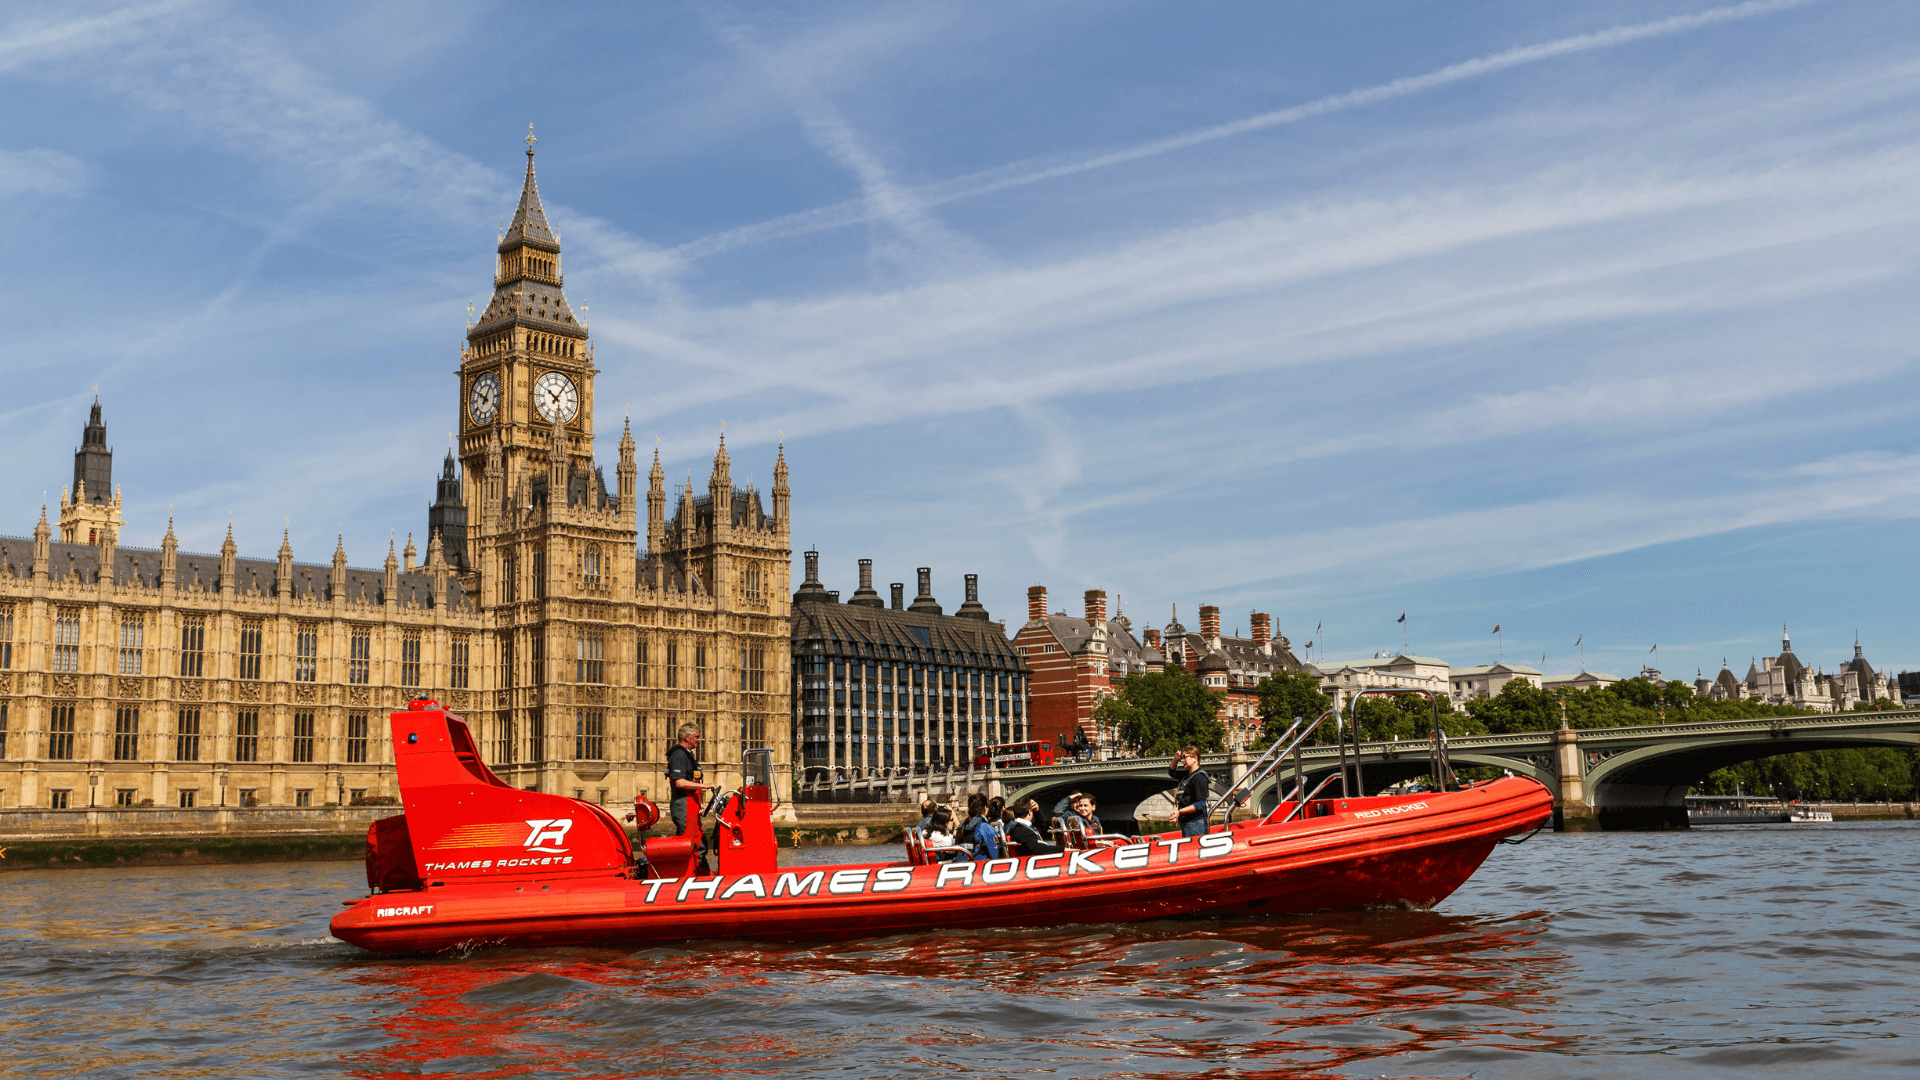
[0,140,792,810]
[454,138,791,802]
[1,472,483,811]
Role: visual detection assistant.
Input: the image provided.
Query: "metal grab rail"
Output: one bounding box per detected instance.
[1209,687,1460,825]
[1345,686,1459,792]
[1207,708,1338,825]
[1271,772,1343,825]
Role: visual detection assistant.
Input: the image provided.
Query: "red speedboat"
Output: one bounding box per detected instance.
[332,698,1552,953]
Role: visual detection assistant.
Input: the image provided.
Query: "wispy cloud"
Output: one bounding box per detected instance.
[0,147,86,198]
[604,145,1920,444]
[700,6,983,277]
[662,0,1828,265]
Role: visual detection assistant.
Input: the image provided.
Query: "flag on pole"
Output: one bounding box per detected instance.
[1574,634,1582,647]
[1304,641,1313,650]
[1649,643,1657,653]
[1492,624,1501,634]
[1397,613,1406,624]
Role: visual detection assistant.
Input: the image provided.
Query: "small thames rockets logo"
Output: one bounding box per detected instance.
[522,818,574,854]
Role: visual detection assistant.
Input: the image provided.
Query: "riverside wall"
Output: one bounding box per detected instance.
[0,802,925,870]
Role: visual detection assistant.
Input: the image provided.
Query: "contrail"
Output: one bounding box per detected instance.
[0,0,204,66]
[669,0,1824,263]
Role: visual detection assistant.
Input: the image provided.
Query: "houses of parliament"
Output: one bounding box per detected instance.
[0,140,792,811]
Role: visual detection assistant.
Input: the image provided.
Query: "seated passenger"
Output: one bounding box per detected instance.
[970,802,1004,859]
[985,796,1009,853]
[925,806,971,862]
[1006,799,1063,855]
[961,792,989,853]
[915,797,938,836]
[1065,794,1100,837]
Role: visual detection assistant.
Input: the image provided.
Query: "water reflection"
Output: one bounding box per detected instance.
[338,907,1568,1079]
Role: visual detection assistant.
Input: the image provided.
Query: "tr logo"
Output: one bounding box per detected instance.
[522,818,574,854]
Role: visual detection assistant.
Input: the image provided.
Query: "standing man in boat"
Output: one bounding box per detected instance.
[667,723,717,870]
[1170,746,1212,837]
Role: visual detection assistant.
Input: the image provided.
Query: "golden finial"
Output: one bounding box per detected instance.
[526,123,537,155]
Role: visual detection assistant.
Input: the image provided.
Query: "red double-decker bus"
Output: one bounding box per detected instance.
[973,741,1056,769]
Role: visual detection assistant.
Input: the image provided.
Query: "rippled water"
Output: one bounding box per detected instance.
[4,822,1917,1078]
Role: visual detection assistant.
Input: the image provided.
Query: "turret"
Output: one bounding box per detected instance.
[384,539,400,605]
[73,398,112,506]
[546,424,568,510]
[647,446,666,554]
[772,443,790,524]
[276,530,294,598]
[98,520,118,584]
[220,523,237,595]
[32,505,50,581]
[617,417,637,516]
[708,434,731,536]
[331,534,348,600]
[428,528,450,606]
[403,533,417,573]
[428,452,468,571]
[485,428,506,521]
[160,515,177,590]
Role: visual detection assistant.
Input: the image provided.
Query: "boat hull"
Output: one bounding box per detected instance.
[332,776,1551,953]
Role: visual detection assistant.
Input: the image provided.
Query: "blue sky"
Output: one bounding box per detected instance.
[4,0,1919,683]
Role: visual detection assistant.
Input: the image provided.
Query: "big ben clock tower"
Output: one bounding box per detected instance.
[449,130,793,800]
[457,128,638,786]
[459,127,595,492]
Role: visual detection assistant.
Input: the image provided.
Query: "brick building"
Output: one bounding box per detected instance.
[1013,586,1166,755]
[1159,605,1302,749]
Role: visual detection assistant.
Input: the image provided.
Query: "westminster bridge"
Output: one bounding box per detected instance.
[800,710,1920,830]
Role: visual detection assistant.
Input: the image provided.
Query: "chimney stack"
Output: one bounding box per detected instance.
[1145,628,1162,648]
[957,573,990,620]
[1084,589,1108,625]
[1028,585,1048,622]
[793,548,832,603]
[909,567,942,615]
[1200,605,1221,640]
[891,583,904,609]
[1251,613,1271,646]
[848,557,884,608]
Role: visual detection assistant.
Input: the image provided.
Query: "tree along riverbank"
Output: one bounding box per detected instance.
[1094,668,1920,802]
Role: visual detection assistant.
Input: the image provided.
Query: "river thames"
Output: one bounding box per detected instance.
[2,821,1915,1078]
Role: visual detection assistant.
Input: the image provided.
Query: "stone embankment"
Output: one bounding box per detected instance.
[0,802,924,870]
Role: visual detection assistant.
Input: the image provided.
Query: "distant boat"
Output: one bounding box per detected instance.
[1686,795,1788,825]
[1788,807,1833,823]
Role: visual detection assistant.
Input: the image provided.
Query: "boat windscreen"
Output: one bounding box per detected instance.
[743,748,774,790]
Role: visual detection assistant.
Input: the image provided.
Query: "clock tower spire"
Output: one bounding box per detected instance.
[459,126,592,488]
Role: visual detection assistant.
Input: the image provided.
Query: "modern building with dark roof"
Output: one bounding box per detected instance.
[792,553,1027,777]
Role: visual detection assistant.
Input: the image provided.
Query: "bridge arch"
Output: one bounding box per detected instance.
[1583,728,1920,829]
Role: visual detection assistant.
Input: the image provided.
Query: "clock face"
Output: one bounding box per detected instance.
[533,371,579,424]
[468,372,500,425]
